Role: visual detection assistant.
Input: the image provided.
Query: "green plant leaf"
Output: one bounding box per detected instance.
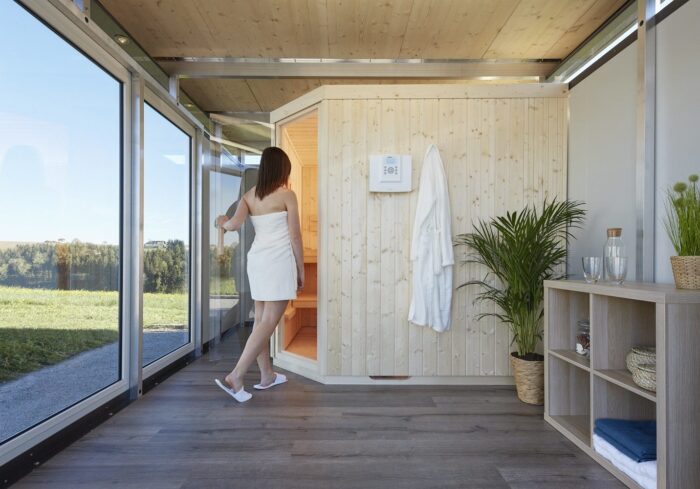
[454,199,585,357]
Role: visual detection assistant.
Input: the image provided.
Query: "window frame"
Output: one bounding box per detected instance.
[0,0,130,464]
[141,89,197,378]
[2,0,204,466]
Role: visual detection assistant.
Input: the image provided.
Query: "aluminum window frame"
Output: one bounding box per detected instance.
[141,89,198,378]
[1,0,131,465]
[2,0,206,466]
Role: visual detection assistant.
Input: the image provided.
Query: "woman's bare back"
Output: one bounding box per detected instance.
[244,186,291,216]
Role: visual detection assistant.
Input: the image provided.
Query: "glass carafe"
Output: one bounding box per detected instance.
[603,228,627,283]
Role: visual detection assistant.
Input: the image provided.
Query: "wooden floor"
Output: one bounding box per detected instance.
[12,328,624,489]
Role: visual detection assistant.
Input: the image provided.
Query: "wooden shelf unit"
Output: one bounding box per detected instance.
[544,280,700,489]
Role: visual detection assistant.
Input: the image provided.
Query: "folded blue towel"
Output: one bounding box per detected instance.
[594,418,656,462]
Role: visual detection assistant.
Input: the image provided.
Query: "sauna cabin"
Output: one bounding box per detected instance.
[270,83,569,384]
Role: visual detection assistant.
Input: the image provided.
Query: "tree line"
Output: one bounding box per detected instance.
[0,241,188,294]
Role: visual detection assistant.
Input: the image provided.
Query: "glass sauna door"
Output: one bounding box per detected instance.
[206,163,257,343]
[276,109,318,362]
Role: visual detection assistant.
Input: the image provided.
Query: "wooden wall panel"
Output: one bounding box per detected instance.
[326,100,343,376]
[365,100,382,375]
[317,89,567,378]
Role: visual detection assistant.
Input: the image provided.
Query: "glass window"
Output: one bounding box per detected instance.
[208,170,243,337]
[142,103,191,366]
[0,1,122,443]
[243,153,262,166]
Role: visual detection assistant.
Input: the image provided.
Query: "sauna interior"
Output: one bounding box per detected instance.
[277,109,319,362]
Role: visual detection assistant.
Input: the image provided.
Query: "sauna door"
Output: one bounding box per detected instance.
[275,109,318,363]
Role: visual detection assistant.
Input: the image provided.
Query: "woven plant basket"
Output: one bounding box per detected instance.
[510,352,544,405]
[632,363,656,392]
[626,346,656,372]
[670,256,700,290]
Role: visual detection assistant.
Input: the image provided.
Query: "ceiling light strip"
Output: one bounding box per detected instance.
[562,24,637,84]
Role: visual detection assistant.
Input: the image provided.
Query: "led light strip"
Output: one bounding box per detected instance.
[563,24,638,84]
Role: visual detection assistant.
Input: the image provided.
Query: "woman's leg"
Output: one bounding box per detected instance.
[225,299,287,392]
[252,301,275,385]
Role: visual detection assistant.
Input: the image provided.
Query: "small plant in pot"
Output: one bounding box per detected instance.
[665,174,700,289]
[455,200,585,405]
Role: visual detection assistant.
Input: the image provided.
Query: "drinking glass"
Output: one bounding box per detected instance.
[605,257,628,284]
[582,257,602,283]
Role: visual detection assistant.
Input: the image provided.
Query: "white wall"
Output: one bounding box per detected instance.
[568,42,638,279]
[655,0,700,282]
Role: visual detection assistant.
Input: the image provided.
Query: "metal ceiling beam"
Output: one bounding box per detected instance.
[156,57,558,79]
[210,136,263,155]
[209,111,271,123]
[210,113,273,130]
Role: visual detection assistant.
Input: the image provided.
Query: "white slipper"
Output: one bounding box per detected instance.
[254,373,288,390]
[214,378,252,403]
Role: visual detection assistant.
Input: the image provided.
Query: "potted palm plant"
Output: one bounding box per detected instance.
[665,174,700,289]
[455,200,585,405]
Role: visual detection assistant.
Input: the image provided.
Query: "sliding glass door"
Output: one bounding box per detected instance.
[0,0,124,444]
[0,0,201,465]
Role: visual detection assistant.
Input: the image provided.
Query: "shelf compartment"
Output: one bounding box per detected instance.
[546,288,589,352]
[593,369,656,402]
[547,355,591,446]
[549,349,590,371]
[548,415,591,446]
[590,295,656,372]
[592,375,656,423]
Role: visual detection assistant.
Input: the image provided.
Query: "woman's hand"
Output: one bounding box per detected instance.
[215,215,228,229]
[297,274,305,291]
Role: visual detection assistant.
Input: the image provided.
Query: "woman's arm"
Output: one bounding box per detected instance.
[286,190,305,290]
[216,196,250,232]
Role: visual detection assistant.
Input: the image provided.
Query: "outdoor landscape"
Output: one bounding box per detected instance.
[0,240,189,382]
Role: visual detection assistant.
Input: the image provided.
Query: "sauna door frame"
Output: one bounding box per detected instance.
[271,104,324,377]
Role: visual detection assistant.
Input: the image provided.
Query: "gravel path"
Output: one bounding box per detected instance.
[0,331,188,443]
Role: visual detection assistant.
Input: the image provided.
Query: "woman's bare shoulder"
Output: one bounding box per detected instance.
[281,187,297,199]
[242,187,256,202]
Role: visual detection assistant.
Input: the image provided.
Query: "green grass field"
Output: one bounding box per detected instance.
[0,286,187,382]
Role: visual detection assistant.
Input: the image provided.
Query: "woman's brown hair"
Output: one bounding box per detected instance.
[255,147,292,200]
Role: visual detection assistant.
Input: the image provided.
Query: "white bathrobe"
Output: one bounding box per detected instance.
[408,144,454,332]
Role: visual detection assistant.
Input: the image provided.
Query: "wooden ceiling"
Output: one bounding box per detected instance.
[101,0,627,113]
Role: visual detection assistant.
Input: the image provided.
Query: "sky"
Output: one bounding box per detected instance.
[0,1,189,245]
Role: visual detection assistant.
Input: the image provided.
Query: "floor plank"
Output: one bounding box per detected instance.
[10,328,623,489]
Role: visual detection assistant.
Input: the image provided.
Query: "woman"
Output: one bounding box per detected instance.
[214,146,304,402]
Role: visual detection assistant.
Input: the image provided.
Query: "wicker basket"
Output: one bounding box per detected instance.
[510,353,544,405]
[626,346,656,372]
[632,363,656,392]
[670,256,700,290]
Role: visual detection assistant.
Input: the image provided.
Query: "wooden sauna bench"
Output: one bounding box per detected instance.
[282,255,317,360]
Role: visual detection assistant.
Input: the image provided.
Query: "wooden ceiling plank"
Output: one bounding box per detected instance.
[484,0,608,59]
[399,0,521,59]
[246,79,324,112]
[326,0,413,58]
[542,0,628,58]
[179,78,262,112]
